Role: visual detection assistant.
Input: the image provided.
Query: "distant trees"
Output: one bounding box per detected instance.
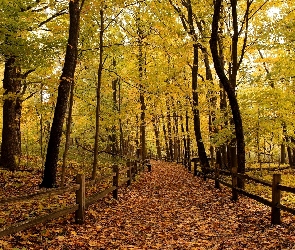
[1,0,295,186]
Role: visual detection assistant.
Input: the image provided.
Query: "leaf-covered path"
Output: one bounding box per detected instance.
[2,161,295,249]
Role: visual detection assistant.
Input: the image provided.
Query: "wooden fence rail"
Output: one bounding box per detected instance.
[0,159,151,237]
[190,161,295,225]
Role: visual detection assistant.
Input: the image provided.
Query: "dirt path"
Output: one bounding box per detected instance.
[1,161,295,249]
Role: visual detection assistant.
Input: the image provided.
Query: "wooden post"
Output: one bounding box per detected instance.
[193,161,198,176]
[271,174,281,225]
[188,159,192,172]
[113,165,119,200]
[147,162,152,172]
[215,163,220,189]
[131,161,135,181]
[134,161,138,176]
[127,159,131,186]
[75,174,85,224]
[232,167,238,201]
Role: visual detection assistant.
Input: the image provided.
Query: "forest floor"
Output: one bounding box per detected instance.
[1,160,295,250]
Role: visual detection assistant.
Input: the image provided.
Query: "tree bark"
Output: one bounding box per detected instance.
[287,137,293,167]
[162,116,170,160]
[1,57,22,170]
[40,0,82,188]
[93,8,104,179]
[210,0,246,187]
[152,116,162,159]
[281,124,287,164]
[192,44,210,170]
[166,101,174,160]
[181,115,187,165]
[185,111,191,167]
[61,80,75,187]
[137,15,146,162]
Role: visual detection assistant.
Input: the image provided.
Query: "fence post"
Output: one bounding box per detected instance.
[232,167,238,201]
[127,159,131,186]
[193,161,198,176]
[188,159,191,172]
[271,174,281,225]
[134,161,138,176]
[75,174,85,224]
[113,165,119,200]
[147,160,152,172]
[131,161,135,181]
[215,163,220,189]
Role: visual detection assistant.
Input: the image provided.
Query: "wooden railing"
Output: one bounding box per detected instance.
[0,159,152,237]
[189,161,295,225]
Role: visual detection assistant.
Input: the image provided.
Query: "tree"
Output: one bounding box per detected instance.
[40,0,85,188]
[210,0,250,187]
[0,1,67,171]
[169,0,210,169]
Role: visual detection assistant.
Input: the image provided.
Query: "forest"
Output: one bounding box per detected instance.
[2,0,295,185]
[0,0,295,248]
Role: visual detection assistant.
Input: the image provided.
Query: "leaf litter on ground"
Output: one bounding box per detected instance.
[1,161,295,249]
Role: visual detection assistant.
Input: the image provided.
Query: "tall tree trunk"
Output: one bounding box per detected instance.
[281,143,286,164]
[291,137,295,168]
[173,108,180,162]
[201,47,216,165]
[166,101,174,160]
[40,0,83,187]
[152,117,162,159]
[1,57,22,170]
[281,124,287,164]
[185,111,191,167]
[61,80,75,187]
[118,76,124,156]
[92,7,104,179]
[137,16,146,162]
[210,0,246,188]
[192,44,210,170]
[111,75,119,155]
[181,115,187,165]
[286,136,293,167]
[217,3,228,169]
[162,116,170,160]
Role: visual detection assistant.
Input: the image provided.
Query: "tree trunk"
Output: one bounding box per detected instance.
[287,138,293,167]
[162,116,170,160]
[152,117,162,160]
[216,5,228,169]
[185,111,191,167]
[210,0,246,187]
[40,0,82,188]
[281,124,287,164]
[173,109,180,162]
[199,45,217,166]
[192,44,210,170]
[166,101,174,160]
[111,75,119,155]
[61,80,75,187]
[181,115,187,165]
[92,8,104,179]
[1,57,22,170]
[137,16,146,162]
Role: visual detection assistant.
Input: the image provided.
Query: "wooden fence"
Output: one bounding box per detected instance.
[190,161,295,225]
[0,159,152,237]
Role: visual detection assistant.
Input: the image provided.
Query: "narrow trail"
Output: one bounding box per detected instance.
[2,161,295,249]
